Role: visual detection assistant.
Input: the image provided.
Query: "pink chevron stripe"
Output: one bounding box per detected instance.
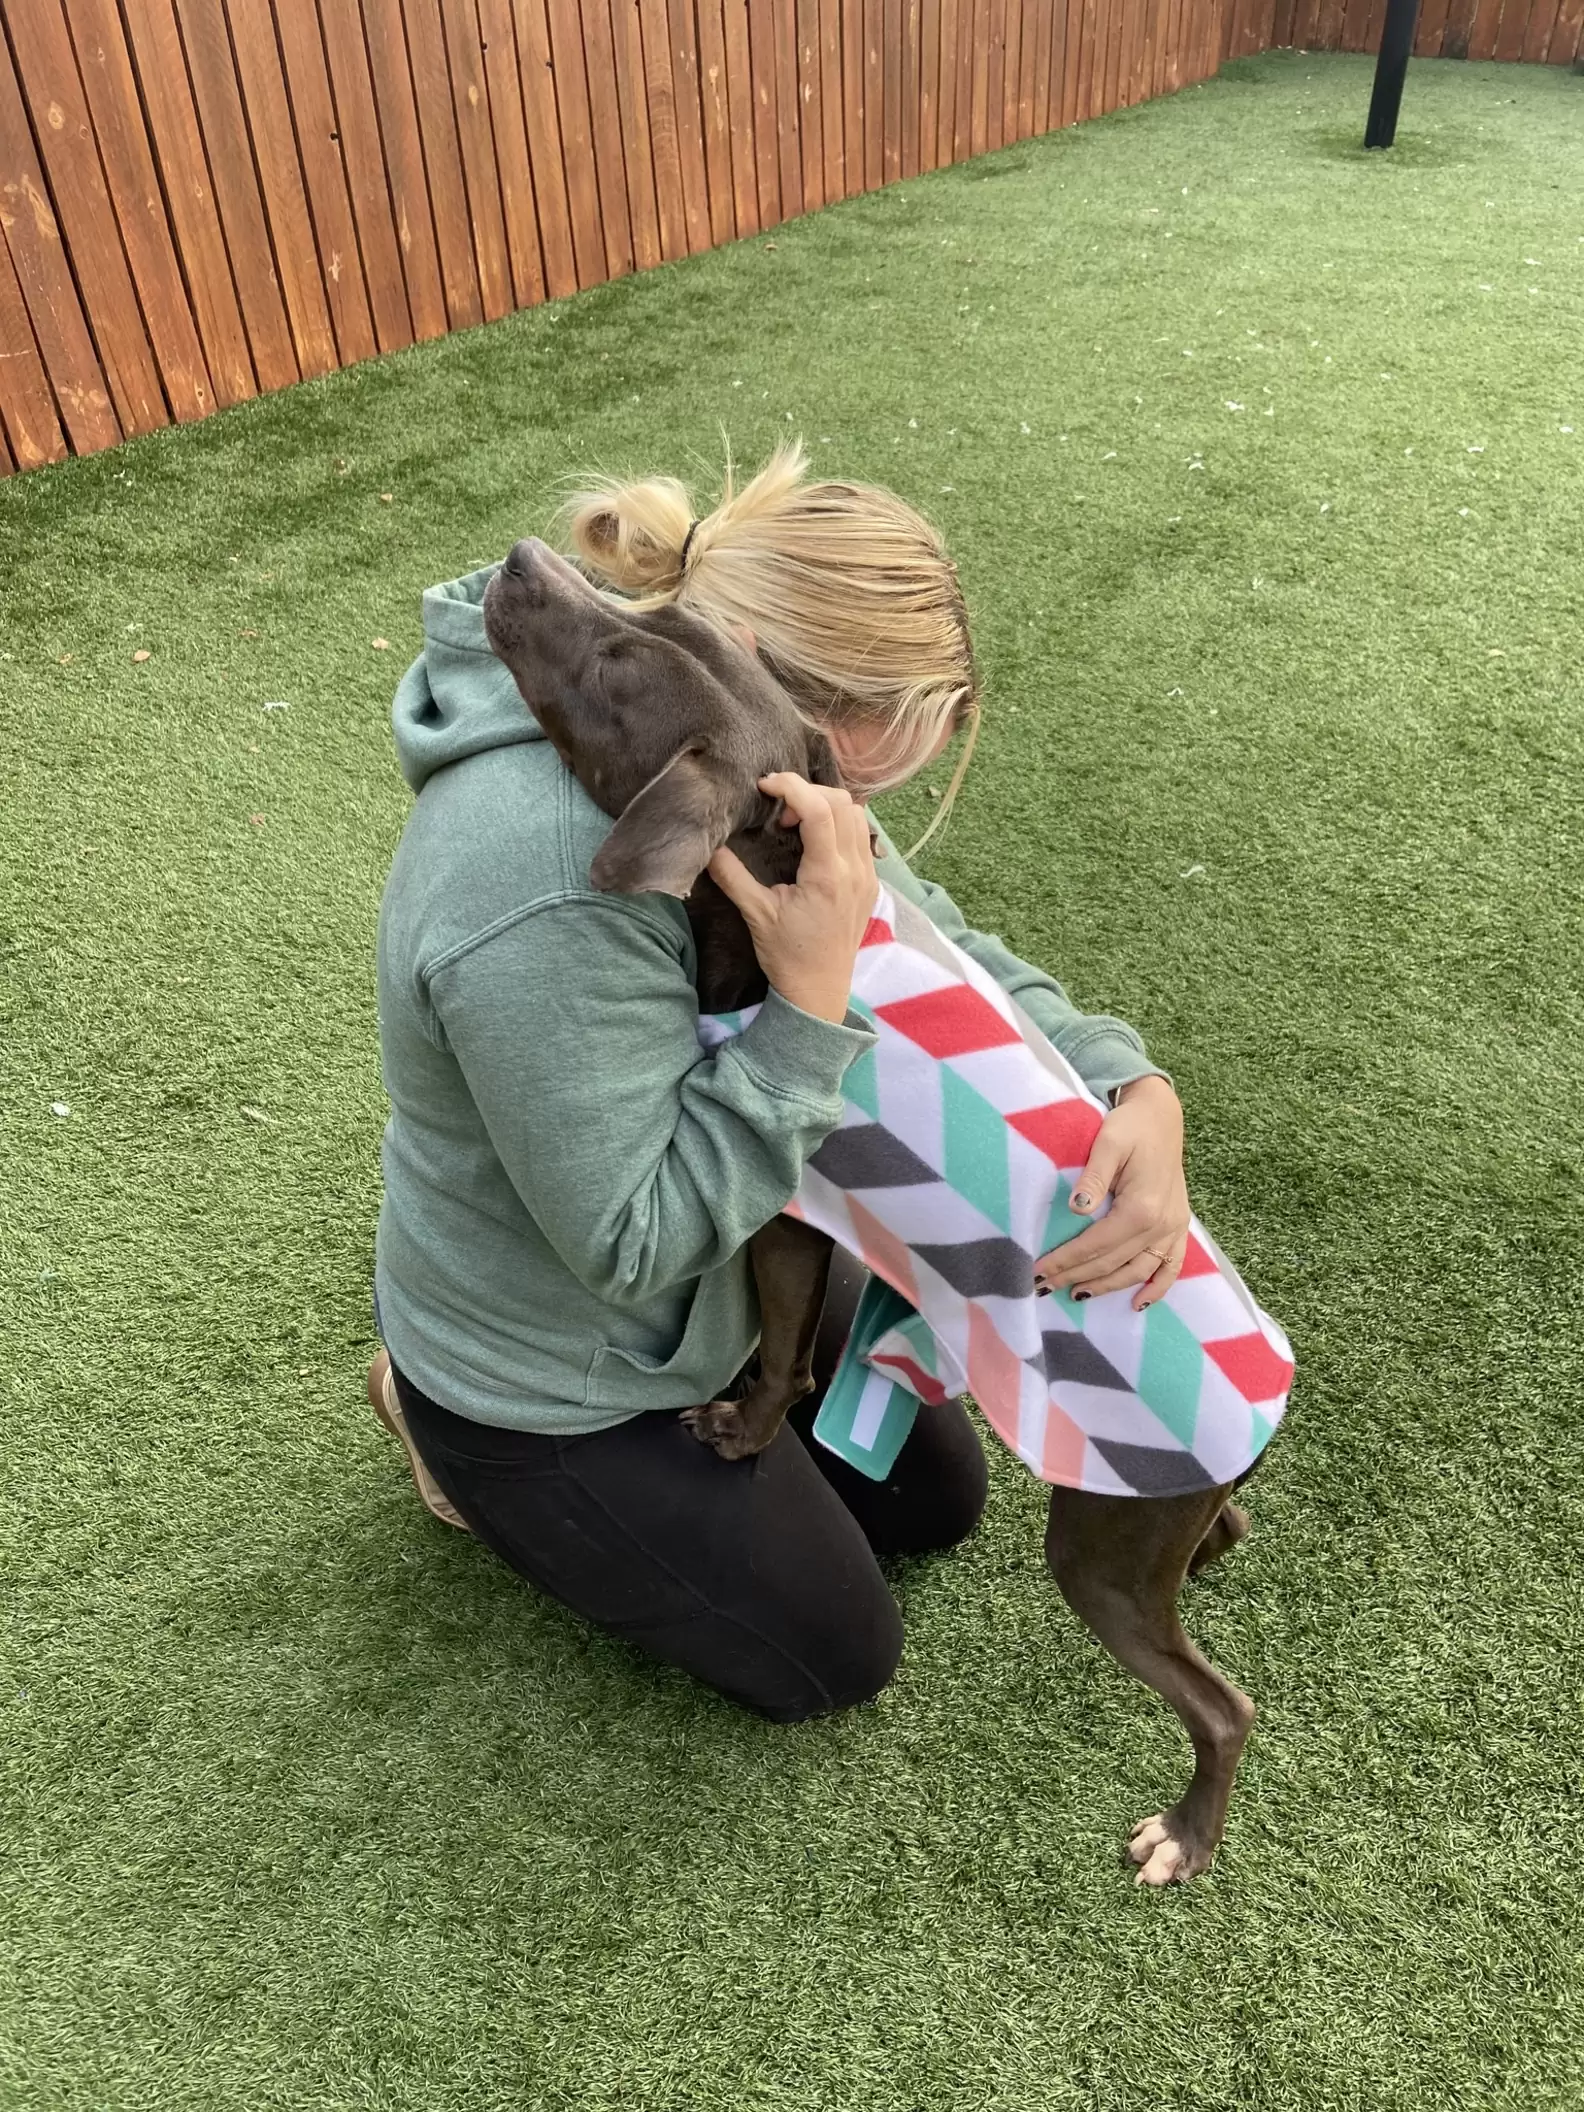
[967,1306,1025,1447]
[1040,1400,1089,1486]
[844,1193,921,1307]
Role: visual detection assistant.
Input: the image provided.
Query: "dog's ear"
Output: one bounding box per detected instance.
[589,745,743,898]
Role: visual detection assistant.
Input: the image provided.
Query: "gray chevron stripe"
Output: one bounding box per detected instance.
[913,1237,1032,1300]
[1089,1436,1219,1496]
[809,1122,939,1191]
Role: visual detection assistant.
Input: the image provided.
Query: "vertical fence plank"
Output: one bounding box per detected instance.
[881,0,902,175]
[870,0,895,181]
[1494,0,1534,55]
[605,0,661,265]
[921,0,942,163]
[1546,0,1584,56]
[0,418,12,474]
[951,0,973,152]
[1020,0,1044,131]
[968,0,988,149]
[720,0,761,228]
[315,0,416,347]
[540,0,606,280]
[511,0,579,295]
[476,0,549,304]
[435,0,518,314]
[1106,0,1132,106]
[272,0,380,359]
[695,0,740,240]
[903,0,921,174]
[7,0,168,432]
[399,0,487,321]
[640,0,690,250]
[843,0,866,184]
[984,0,1005,147]
[0,221,69,465]
[1413,0,1451,48]
[819,0,844,193]
[1005,0,1026,137]
[936,0,959,154]
[0,29,121,451]
[668,0,715,249]
[1031,0,1053,125]
[577,0,638,272]
[1161,0,1181,83]
[215,0,339,376]
[1464,0,1506,55]
[117,0,255,402]
[748,0,783,219]
[1059,0,1081,118]
[796,0,823,206]
[772,0,802,212]
[361,0,453,333]
[62,0,214,418]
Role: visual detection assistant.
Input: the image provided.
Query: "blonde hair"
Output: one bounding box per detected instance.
[559,441,980,850]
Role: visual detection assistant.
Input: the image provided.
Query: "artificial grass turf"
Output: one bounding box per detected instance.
[3,42,1582,2109]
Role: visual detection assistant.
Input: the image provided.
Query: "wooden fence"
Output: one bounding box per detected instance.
[0,1,1577,479]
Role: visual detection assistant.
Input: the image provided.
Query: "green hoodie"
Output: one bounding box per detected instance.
[374,565,1166,1433]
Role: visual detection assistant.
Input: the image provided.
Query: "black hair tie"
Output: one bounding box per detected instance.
[679,518,702,573]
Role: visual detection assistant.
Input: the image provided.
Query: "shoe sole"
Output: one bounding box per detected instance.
[369,1354,472,1533]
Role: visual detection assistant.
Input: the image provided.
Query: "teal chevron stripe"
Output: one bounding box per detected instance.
[843,1040,881,1121]
[941,1064,1012,1235]
[1135,1300,1204,1449]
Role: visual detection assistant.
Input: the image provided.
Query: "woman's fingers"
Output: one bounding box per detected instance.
[706,844,775,923]
[1070,1139,1122,1217]
[1131,1242,1186,1313]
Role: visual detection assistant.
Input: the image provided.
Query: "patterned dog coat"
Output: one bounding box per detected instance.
[699,885,1294,1495]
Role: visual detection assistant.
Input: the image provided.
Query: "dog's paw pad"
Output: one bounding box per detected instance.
[1127,1813,1213,1886]
[680,1401,753,1458]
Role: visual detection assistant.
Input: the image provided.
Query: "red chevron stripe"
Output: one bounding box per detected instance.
[1007,1099,1103,1169]
[1203,1332,1295,1405]
[875,984,1024,1058]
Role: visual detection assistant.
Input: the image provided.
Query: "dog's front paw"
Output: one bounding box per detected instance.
[1127,1811,1218,1886]
[680,1400,761,1460]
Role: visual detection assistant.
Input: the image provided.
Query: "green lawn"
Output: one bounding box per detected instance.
[4,49,1582,2112]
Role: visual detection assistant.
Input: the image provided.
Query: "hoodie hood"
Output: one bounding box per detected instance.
[392,564,544,792]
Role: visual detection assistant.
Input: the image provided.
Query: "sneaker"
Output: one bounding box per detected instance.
[368,1350,472,1533]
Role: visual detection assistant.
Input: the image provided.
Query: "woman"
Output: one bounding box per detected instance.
[371,443,1189,1722]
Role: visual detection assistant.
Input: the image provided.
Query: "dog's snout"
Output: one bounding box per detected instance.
[503,537,540,580]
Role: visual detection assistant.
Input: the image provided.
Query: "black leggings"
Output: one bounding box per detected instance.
[390,1254,988,1722]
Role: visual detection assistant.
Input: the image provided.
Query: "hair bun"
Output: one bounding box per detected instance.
[560,474,695,595]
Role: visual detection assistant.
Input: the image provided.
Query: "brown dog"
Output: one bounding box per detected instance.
[484,537,1260,1885]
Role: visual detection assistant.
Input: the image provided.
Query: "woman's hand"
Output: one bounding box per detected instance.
[1036,1076,1191,1313]
[707,774,878,1025]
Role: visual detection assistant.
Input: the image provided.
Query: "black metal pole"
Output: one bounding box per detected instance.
[1364,0,1421,149]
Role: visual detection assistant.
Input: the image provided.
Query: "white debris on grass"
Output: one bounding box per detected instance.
[51,1102,70,1118]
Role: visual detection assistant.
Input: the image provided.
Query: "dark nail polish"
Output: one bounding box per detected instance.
[1073,1290,1091,1302]
[1036,1283,1050,1298]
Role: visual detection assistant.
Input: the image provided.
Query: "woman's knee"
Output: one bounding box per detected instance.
[758,1599,904,1723]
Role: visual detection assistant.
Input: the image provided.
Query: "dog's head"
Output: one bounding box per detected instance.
[483,538,839,898]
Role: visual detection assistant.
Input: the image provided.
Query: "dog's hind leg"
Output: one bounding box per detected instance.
[1188,1498,1251,1578]
[1045,1485,1255,1885]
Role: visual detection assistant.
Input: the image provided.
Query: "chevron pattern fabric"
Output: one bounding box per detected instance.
[698,886,1294,1495]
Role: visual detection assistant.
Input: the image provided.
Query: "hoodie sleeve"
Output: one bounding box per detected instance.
[874,831,1171,1105]
[425,893,874,1309]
